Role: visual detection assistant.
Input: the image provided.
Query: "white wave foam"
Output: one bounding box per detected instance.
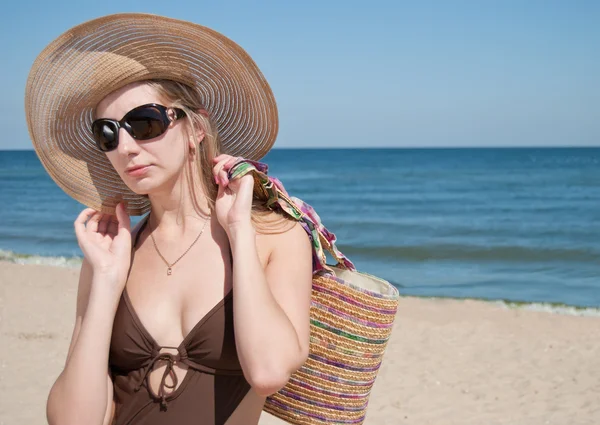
[0,249,82,268]
[494,300,600,317]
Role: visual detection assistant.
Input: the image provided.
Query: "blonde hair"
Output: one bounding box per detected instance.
[145,79,295,234]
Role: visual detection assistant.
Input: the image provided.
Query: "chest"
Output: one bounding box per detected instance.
[123,224,270,350]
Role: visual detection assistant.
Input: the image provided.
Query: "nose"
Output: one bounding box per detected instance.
[117,127,141,156]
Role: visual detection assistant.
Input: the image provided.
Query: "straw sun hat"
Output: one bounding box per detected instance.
[25,13,278,216]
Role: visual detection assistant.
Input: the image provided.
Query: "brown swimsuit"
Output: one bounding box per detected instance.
[109,217,251,425]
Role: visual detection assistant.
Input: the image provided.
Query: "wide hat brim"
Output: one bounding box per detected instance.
[25,13,278,216]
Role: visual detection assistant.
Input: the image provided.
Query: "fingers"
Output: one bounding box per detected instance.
[87,212,103,234]
[216,178,226,199]
[212,155,243,186]
[74,208,98,239]
[224,155,241,169]
[213,160,228,186]
[97,214,112,235]
[107,214,119,236]
[213,156,234,182]
[74,204,131,240]
[219,166,229,187]
[76,209,101,233]
[114,202,131,232]
[212,154,239,164]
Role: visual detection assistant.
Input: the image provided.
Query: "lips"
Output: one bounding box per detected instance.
[125,164,149,173]
[125,164,152,177]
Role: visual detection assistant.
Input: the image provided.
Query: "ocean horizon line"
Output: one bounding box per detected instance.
[1,145,598,152]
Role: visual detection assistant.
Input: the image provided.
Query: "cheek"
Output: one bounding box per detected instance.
[148,138,187,179]
[160,133,187,167]
[102,132,187,183]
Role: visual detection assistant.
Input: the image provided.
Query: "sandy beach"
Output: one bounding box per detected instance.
[1,261,598,425]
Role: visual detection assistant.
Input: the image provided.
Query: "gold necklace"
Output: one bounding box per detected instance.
[149,216,210,276]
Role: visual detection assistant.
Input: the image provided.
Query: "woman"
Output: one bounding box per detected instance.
[26,14,313,425]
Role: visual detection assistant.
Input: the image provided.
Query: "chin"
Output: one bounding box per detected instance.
[121,166,179,196]
[122,177,156,196]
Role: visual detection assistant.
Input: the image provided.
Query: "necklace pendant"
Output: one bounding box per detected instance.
[167,267,172,276]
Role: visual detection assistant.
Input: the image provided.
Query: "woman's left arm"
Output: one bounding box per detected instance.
[228,221,313,397]
[212,154,313,397]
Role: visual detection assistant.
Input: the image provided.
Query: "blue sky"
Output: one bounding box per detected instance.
[2,0,598,149]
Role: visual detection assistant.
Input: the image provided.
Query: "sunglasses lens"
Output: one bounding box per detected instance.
[92,121,119,152]
[128,117,165,140]
[127,106,167,140]
[91,105,181,152]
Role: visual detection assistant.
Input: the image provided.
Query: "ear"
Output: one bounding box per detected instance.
[189,126,205,151]
[195,125,206,144]
[194,109,208,145]
[188,135,197,151]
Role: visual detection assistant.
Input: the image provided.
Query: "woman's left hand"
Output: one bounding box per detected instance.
[212,154,255,235]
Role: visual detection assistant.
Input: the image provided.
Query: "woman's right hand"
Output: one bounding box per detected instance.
[74,202,132,289]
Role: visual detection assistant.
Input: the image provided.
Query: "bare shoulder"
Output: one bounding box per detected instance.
[255,213,312,265]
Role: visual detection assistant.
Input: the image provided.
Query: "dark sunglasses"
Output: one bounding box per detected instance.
[92,103,186,152]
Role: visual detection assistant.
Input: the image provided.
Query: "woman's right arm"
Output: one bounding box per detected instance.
[46,258,118,425]
[47,204,132,425]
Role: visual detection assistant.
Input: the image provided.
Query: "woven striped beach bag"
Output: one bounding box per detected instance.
[228,159,400,425]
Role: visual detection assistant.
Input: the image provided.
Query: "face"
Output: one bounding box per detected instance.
[95,82,191,197]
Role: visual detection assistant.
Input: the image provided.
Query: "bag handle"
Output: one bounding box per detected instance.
[227,159,356,273]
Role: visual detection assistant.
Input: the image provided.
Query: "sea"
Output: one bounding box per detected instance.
[0,148,598,311]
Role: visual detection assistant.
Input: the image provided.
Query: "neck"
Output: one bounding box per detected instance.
[146,164,212,240]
